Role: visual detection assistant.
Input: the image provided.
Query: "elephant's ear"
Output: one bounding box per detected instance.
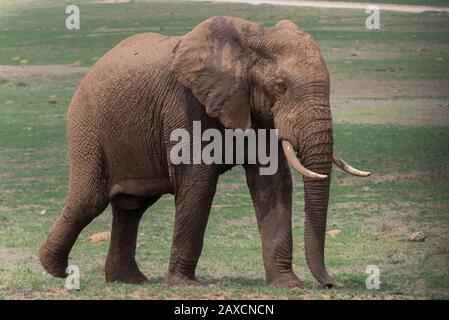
[171,16,260,130]
[274,20,301,32]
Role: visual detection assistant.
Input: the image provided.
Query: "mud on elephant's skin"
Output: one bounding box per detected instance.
[39,16,370,288]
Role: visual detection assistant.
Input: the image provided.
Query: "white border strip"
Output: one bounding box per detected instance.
[197,0,449,13]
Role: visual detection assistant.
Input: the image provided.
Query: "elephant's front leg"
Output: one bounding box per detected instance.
[167,170,218,285]
[244,149,303,288]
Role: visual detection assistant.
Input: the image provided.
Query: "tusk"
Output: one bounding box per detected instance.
[333,153,371,177]
[282,140,328,180]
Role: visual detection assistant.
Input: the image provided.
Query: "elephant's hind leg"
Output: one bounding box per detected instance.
[105,196,160,284]
[39,200,108,278]
[39,133,108,278]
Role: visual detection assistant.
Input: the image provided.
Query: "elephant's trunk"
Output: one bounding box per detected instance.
[301,128,336,288]
[280,118,370,287]
[277,103,336,287]
[288,120,336,287]
[303,178,335,288]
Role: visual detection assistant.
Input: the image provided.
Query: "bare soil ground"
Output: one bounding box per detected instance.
[332,99,449,125]
[331,80,449,99]
[331,80,449,125]
[0,247,41,271]
[0,65,89,77]
[335,171,449,186]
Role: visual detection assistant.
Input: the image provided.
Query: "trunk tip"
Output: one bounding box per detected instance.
[322,279,337,289]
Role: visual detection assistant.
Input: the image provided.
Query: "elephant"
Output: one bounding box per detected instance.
[39,16,370,288]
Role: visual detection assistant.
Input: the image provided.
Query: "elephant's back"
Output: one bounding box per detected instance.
[79,32,178,97]
[68,32,179,126]
[66,32,180,188]
[98,32,178,67]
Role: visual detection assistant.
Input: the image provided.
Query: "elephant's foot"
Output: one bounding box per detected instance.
[166,272,201,286]
[39,241,68,278]
[267,272,304,288]
[105,263,148,284]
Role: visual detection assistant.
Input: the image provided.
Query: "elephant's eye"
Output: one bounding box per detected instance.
[272,79,287,95]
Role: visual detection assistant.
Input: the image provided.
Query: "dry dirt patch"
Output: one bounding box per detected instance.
[0,65,89,78]
[332,99,449,126]
[97,0,131,3]
[336,171,442,186]
[331,79,449,100]
[426,254,449,271]
[330,79,449,125]
[0,247,41,271]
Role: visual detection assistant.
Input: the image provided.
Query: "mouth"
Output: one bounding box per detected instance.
[281,140,371,179]
[281,140,328,179]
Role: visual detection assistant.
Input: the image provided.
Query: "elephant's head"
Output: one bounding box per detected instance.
[171,16,370,287]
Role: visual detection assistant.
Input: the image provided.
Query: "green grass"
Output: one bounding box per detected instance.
[0,0,448,299]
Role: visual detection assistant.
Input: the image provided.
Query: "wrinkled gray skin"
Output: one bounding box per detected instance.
[39,16,337,288]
